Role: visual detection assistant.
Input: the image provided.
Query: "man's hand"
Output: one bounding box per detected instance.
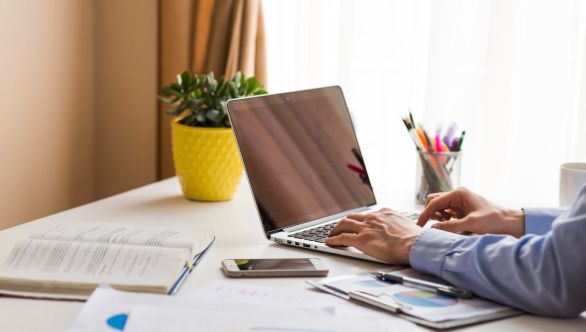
[417,187,525,237]
[325,208,423,265]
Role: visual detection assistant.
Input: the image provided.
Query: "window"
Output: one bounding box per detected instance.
[264,0,586,206]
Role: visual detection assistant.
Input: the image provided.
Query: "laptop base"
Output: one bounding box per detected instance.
[270,232,385,263]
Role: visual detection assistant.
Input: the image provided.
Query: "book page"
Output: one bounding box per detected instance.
[0,239,189,288]
[30,223,196,251]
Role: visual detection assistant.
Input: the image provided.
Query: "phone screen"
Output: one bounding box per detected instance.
[234,259,316,271]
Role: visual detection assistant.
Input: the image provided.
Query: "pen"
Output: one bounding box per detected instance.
[169,237,215,295]
[422,128,435,153]
[348,290,403,313]
[402,118,423,151]
[374,272,473,299]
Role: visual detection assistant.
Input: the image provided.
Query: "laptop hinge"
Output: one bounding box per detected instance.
[267,229,283,236]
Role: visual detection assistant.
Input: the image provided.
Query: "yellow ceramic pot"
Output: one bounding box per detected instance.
[171,119,243,201]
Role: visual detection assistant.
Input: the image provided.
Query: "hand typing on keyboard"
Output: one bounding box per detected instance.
[290,222,339,243]
[325,208,423,265]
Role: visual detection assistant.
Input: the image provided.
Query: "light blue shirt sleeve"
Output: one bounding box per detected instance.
[409,186,586,317]
[523,207,565,235]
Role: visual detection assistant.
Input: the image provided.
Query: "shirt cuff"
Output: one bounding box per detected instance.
[523,208,564,235]
[409,228,466,277]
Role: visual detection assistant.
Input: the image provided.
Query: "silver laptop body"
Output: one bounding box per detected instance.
[226,86,416,262]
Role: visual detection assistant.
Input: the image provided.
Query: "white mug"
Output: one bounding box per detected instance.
[559,162,586,207]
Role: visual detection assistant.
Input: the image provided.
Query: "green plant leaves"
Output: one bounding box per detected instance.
[181,71,191,86]
[161,86,174,97]
[160,70,267,128]
[171,83,182,92]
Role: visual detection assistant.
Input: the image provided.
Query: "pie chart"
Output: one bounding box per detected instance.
[106,313,128,330]
[393,290,458,308]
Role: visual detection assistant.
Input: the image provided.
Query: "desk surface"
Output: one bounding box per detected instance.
[0,178,584,331]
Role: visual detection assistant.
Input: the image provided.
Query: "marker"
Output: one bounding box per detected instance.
[443,123,457,146]
[457,130,466,151]
[441,142,449,152]
[435,133,443,152]
[450,137,459,152]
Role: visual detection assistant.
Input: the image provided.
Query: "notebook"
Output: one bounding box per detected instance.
[226,86,417,262]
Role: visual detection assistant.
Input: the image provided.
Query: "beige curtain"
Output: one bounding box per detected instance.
[158,0,266,179]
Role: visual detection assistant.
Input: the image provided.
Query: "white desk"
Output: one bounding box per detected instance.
[0,178,584,331]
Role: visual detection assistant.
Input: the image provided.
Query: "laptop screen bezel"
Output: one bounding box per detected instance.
[226,86,377,238]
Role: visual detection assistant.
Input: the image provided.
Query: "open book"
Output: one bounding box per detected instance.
[0,223,214,299]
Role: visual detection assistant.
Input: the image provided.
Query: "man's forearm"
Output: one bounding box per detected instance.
[409,224,586,317]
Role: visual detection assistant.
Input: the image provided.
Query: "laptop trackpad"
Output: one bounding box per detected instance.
[328,245,367,255]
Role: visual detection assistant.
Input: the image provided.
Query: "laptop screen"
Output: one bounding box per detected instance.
[227,86,376,235]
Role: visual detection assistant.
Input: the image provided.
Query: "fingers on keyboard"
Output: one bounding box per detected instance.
[290,222,339,242]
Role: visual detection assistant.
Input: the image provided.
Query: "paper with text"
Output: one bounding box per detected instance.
[31,223,197,250]
[0,239,188,289]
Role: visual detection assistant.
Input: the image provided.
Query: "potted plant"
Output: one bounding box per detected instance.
[160,71,267,201]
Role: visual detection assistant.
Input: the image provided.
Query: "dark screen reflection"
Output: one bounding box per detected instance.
[228,86,376,234]
[236,259,316,271]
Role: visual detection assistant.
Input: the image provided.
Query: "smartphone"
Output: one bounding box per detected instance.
[221,258,329,277]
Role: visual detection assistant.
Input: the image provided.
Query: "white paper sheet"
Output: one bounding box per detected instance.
[66,286,193,332]
[67,282,415,332]
[182,281,415,330]
[124,305,384,332]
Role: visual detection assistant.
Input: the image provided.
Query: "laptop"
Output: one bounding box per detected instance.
[226,86,418,262]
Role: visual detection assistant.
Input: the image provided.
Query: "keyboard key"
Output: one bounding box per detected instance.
[289,221,341,243]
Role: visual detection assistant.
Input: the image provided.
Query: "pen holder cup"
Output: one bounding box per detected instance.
[415,151,462,204]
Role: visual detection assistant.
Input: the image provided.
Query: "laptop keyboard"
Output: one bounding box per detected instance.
[290,222,339,243]
[288,211,420,244]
